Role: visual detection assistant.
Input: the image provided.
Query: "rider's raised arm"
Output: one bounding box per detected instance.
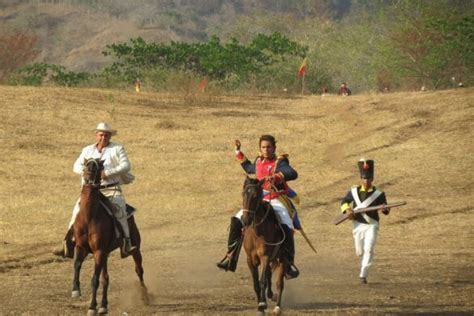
[240,157,256,174]
[235,145,256,175]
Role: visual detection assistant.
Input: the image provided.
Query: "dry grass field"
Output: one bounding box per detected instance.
[0,85,473,315]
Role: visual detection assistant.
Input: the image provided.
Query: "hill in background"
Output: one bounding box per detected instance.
[1,1,472,92]
[0,0,348,71]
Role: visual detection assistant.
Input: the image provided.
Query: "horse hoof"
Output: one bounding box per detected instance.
[258,302,267,311]
[98,307,108,314]
[71,290,81,298]
[274,306,282,315]
[87,309,97,316]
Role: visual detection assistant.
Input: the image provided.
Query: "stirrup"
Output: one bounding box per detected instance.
[217,258,230,271]
[53,240,72,258]
[284,264,300,280]
[52,246,65,257]
[121,238,136,258]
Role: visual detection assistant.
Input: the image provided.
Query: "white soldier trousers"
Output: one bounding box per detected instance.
[234,198,294,229]
[352,221,379,278]
[68,188,130,238]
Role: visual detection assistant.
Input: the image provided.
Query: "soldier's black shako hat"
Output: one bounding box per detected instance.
[358,159,374,179]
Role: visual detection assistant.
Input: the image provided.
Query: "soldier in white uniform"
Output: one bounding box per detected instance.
[340,159,390,284]
[53,122,136,257]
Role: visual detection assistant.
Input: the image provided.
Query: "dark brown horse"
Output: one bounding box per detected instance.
[241,177,286,315]
[71,158,148,315]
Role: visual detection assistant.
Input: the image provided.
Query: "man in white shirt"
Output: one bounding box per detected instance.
[53,122,136,257]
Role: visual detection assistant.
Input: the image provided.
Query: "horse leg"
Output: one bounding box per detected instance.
[129,217,145,284]
[258,257,269,312]
[266,266,275,302]
[98,257,109,315]
[72,247,87,298]
[273,264,285,315]
[247,256,261,304]
[132,248,144,284]
[132,249,150,305]
[88,250,106,315]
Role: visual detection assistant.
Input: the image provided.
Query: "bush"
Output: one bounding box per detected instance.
[10,63,91,87]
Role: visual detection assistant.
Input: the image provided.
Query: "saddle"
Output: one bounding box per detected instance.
[62,195,137,259]
[98,192,136,220]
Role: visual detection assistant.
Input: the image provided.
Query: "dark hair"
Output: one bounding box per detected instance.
[259,134,277,147]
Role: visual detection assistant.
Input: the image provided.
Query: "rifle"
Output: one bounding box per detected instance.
[333,201,407,225]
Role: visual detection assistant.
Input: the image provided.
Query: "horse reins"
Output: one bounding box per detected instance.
[243,181,285,247]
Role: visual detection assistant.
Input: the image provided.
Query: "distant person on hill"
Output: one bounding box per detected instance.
[339,159,390,284]
[338,82,352,96]
[216,135,300,279]
[321,86,329,96]
[53,122,136,258]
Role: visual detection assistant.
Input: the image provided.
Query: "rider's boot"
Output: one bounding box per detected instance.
[52,228,74,258]
[118,214,136,257]
[217,217,243,272]
[282,224,299,279]
[122,237,137,257]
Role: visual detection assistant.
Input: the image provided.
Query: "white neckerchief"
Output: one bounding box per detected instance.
[351,186,382,224]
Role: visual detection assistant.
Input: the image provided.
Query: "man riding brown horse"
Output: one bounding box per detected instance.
[217,135,300,279]
[53,122,137,258]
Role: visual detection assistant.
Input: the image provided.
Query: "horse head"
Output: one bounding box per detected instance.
[83,158,104,187]
[241,176,265,226]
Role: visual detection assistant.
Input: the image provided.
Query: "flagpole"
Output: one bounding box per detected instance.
[301,73,305,95]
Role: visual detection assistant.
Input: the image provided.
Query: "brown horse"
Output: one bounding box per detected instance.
[241,177,287,315]
[71,158,148,315]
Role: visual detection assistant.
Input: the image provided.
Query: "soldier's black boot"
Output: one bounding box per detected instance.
[282,224,299,279]
[217,217,243,272]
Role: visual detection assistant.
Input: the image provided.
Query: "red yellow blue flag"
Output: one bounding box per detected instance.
[298,58,307,77]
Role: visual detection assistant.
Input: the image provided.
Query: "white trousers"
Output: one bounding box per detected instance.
[68,188,130,238]
[235,198,294,229]
[352,221,379,278]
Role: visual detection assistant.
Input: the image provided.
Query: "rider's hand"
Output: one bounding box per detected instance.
[264,175,275,183]
[234,139,241,151]
[101,170,107,180]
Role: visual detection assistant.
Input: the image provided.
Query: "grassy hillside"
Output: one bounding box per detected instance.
[2,2,472,92]
[0,86,473,314]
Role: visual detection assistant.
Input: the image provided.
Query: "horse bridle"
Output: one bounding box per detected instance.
[242,180,286,247]
[84,159,102,187]
[241,182,262,214]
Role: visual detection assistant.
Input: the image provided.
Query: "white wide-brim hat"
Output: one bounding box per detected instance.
[95,122,117,135]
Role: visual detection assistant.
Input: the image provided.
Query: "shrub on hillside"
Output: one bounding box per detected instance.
[101,32,308,90]
[10,63,91,87]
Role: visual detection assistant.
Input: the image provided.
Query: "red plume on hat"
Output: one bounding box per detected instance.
[358,158,374,178]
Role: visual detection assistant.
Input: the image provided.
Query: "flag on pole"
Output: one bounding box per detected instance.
[298,58,307,77]
[197,78,207,92]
